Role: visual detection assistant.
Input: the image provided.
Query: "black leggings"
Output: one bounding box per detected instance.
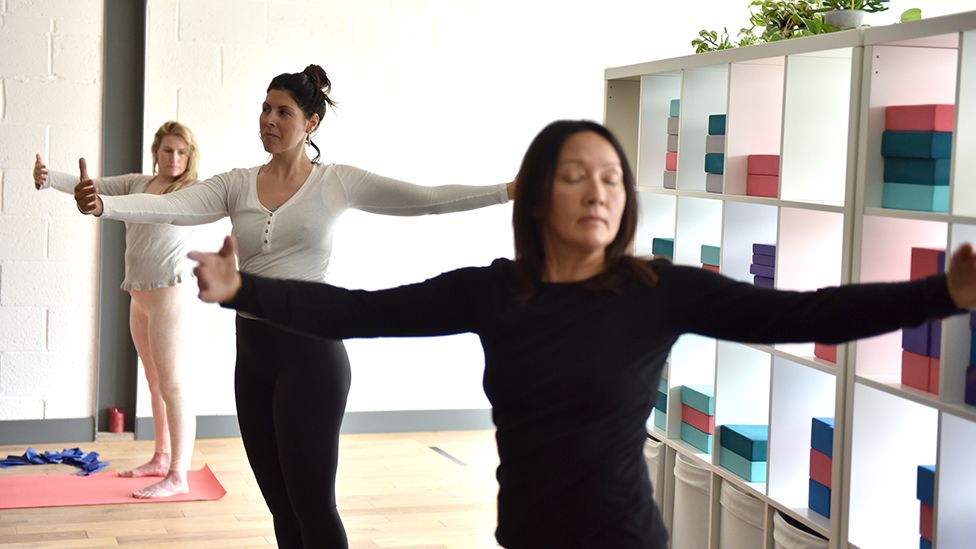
[235,316,352,549]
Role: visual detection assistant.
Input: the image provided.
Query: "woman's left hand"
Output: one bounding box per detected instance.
[947,243,976,309]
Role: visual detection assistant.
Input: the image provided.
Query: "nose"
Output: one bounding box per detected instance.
[584,177,607,205]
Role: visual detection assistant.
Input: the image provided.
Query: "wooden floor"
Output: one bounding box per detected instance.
[0,430,501,548]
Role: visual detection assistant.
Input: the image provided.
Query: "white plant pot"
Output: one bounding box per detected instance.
[824,9,866,29]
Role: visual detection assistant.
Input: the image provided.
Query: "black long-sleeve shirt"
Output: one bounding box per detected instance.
[227,258,959,548]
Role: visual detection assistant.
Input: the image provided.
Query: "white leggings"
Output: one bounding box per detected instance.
[128,284,195,471]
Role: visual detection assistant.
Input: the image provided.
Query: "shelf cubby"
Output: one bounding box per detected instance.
[677,65,729,192]
[725,57,785,197]
[637,72,682,189]
[720,201,778,283]
[634,191,677,257]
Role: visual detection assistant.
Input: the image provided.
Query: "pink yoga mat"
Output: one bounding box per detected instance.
[0,465,225,509]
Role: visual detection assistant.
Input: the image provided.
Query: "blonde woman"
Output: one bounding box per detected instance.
[34,121,202,498]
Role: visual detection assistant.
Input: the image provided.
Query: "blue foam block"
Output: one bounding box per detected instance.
[970,331,976,366]
[920,537,932,549]
[708,114,727,135]
[967,364,976,406]
[680,385,714,415]
[884,157,951,186]
[929,321,941,359]
[752,243,776,257]
[809,478,831,518]
[917,464,935,506]
[882,131,952,159]
[652,237,674,258]
[719,445,766,482]
[754,276,774,288]
[681,421,713,453]
[704,153,725,174]
[752,253,775,267]
[749,263,775,278]
[719,424,768,461]
[902,323,931,357]
[811,417,834,458]
[882,182,948,213]
[670,99,680,118]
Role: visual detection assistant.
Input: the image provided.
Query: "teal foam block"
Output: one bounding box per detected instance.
[884,157,950,186]
[882,182,948,213]
[882,131,952,159]
[811,417,834,458]
[708,114,727,135]
[658,376,668,393]
[719,445,766,482]
[652,237,674,257]
[700,245,721,267]
[917,464,935,506]
[670,99,681,117]
[680,385,714,415]
[705,153,725,174]
[654,409,667,431]
[681,421,713,453]
[809,478,831,518]
[719,424,768,461]
[655,390,668,413]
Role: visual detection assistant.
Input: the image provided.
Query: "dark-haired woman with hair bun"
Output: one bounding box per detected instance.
[73,64,513,548]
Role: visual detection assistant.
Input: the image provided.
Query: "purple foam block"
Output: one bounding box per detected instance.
[750,263,775,278]
[752,253,775,267]
[966,365,976,406]
[753,243,776,257]
[901,323,931,357]
[929,321,941,359]
[754,275,774,288]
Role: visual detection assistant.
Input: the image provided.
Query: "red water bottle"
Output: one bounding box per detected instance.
[108,407,124,433]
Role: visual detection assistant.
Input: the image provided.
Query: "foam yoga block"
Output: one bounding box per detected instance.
[902,350,930,392]
[920,503,933,542]
[654,409,667,430]
[747,174,778,198]
[929,320,941,358]
[666,151,678,171]
[705,153,725,174]
[667,134,679,152]
[663,170,677,189]
[809,448,832,488]
[754,276,774,288]
[702,264,720,273]
[749,263,775,279]
[814,343,837,363]
[752,253,775,267]
[966,365,976,406]
[753,243,776,257]
[808,478,831,518]
[705,134,725,154]
[667,116,680,135]
[680,385,714,415]
[654,390,667,413]
[681,421,713,453]
[700,245,720,267]
[882,182,948,213]
[670,99,680,117]
[910,248,945,280]
[708,114,727,135]
[882,131,952,159]
[719,446,766,482]
[884,157,950,186]
[811,417,834,458]
[747,154,780,175]
[652,237,674,258]
[719,424,768,461]
[681,404,714,434]
[885,104,955,132]
[917,465,935,506]
[705,173,723,193]
[902,323,932,357]
[929,357,940,394]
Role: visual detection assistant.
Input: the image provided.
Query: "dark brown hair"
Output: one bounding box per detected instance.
[267,64,337,163]
[512,120,656,300]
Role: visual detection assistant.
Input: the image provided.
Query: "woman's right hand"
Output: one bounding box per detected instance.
[188,236,243,304]
[33,153,48,189]
[73,157,103,216]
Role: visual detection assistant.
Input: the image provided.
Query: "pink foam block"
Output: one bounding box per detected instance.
[886,104,955,132]
[815,343,837,363]
[747,154,780,176]
[929,357,940,395]
[910,247,945,281]
[702,264,720,273]
[810,448,832,488]
[681,403,714,434]
[902,350,930,392]
[665,151,678,171]
[747,174,778,198]
[920,502,933,541]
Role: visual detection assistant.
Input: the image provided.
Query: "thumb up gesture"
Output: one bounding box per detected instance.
[73,157,103,216]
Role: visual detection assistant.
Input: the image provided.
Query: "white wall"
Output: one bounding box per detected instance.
[3,0,974,422]
[0,0,103,420]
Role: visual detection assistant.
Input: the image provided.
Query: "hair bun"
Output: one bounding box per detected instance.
[303,64,331,94]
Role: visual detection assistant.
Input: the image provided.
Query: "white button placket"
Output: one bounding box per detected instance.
[263,212,273,250]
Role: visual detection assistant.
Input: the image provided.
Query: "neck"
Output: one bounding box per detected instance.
[266,147,312,176]
[541,244,607,283]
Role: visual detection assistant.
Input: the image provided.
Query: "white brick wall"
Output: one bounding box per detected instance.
[0,1,103,420]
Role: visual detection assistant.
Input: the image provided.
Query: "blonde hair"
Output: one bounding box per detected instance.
[150,120,200,194]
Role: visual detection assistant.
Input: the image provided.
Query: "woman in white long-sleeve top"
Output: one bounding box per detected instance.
[73,64,513,548]
[35,121,201,499]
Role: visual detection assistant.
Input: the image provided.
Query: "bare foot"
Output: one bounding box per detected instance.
[118,452,170,478]
[132,470,189,499]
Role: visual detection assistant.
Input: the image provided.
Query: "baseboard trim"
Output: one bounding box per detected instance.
[0,417,95,445]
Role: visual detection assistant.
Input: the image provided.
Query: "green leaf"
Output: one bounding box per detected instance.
[901,8,922,22]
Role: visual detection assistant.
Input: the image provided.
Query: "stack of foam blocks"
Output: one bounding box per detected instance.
[747,154,779,198]
[705,114,725,193]
[654,375,667,431]
[881,104,954,213]
[968,312,976,406]
[652,237,674,261]
[751,243,775,288]
[809,417,834,518]
[917,464,935,549]
[701,244,720,273]
[718,424,768,482]
[902,247,945,395]
[664,99,680,189]
[679,385,714,453]
[815,287,838,364]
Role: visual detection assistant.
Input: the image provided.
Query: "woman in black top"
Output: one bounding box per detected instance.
[189,120,976,548]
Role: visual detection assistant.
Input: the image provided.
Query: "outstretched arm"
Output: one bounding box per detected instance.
[37,155,142,197]
[190,236,484,340]
[336,164,510,216]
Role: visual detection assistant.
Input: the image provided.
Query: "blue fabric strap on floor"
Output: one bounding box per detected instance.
[0,447,109,476]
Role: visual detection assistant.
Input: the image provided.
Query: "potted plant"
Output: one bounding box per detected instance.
[818,0,889,29]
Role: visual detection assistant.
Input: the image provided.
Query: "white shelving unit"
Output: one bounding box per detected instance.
[607,11,976,549]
